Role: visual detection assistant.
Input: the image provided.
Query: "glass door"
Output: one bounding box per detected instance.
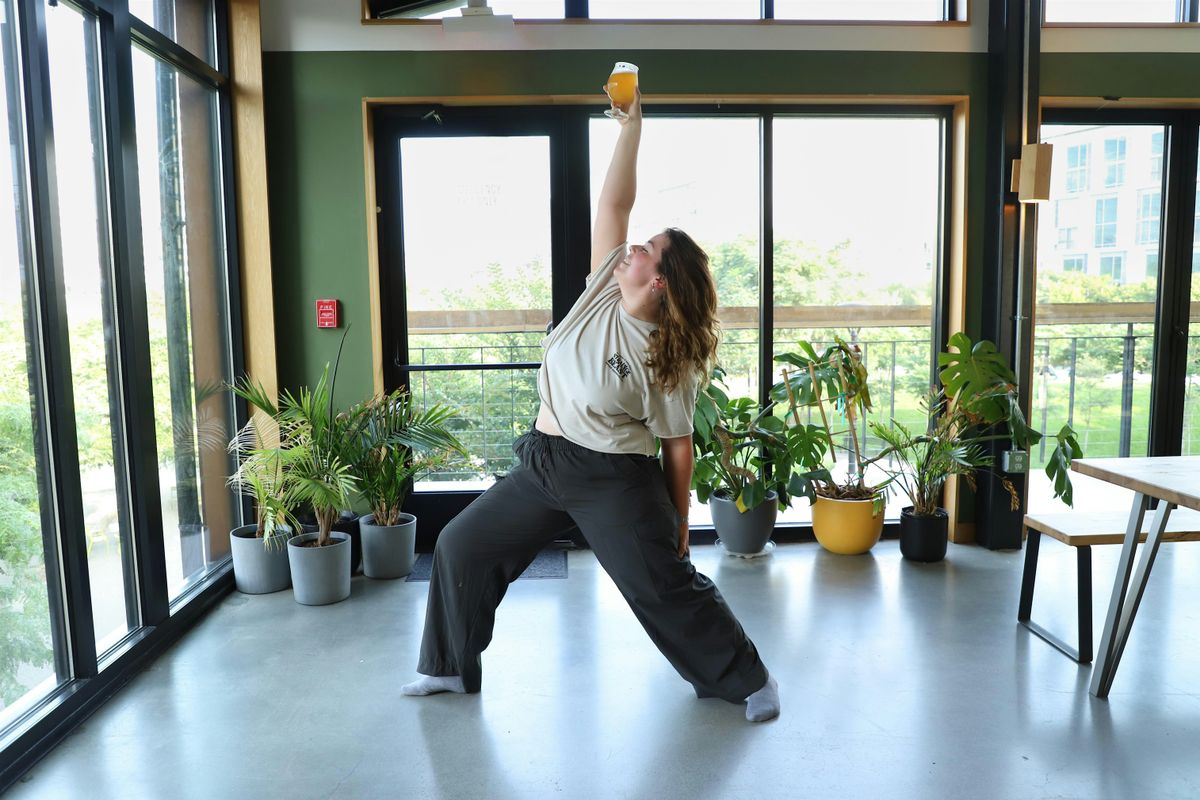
[1031,123,1166,511]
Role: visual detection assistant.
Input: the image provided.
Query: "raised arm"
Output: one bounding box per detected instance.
[591,89,643,274]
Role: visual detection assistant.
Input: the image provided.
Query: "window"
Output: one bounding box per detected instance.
[588,1,759,19]
[1044,1,1184,23]
[1194,162,1200,242]
[399,134,553,487]
[132,48,240,601]
[1062,255,1087,272]
[129,0,215,65]
[1145,252,1158,278]
[0,0,58,731]
[774,1,946,20]
[2,0,242,773]
[1099,253,1125,283]
[1094,197,1118,247]
[1150,132,1164,181]
[1054,199,1078,248]
[1137,190,1161,246]
[416,0,564,18]
[45,0,138,653]
[772,116,942,524]
[1104,137,1126,188]
[1066,144,1089,193]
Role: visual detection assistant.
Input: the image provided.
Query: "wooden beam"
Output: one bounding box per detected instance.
[945,98,971,544]
[229,0,276,403]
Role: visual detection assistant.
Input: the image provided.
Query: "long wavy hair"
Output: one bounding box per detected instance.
[646,227,720,394]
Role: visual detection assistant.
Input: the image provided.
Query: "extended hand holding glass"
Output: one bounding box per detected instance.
[604,62,639,120]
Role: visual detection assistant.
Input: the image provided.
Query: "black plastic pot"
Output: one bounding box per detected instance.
[899,506,948,563]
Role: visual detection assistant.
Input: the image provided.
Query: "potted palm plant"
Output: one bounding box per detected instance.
[226,410,297,594]
[870,333,1082,562]
[771,337,890,555]
[692,366,830,556]
[233,349,367,605]
[352,388,467,579]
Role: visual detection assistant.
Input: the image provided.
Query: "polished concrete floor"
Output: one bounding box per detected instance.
[8,538,1200,800]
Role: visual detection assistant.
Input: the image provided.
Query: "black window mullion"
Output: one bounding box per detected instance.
[758,112,774,411]
[1149,114,1199,456]
[17,0,99,680]
[762,0,774,20]
[565,0,587,19]
[101,2,170,625]
[932,111,954,381]
[557,112,591,332]
[84,5,143,637]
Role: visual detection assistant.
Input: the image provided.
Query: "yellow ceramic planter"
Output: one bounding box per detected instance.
[812,495,884,555]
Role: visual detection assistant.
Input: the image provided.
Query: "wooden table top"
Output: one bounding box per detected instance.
[1071,456,1200,513]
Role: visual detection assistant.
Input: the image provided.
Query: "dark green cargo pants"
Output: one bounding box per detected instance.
[416,429,768,703]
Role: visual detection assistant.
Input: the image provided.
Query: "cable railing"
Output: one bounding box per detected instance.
[404,324,1200,484]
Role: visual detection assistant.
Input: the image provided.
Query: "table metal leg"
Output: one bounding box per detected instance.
[1105,499,1174,688]
[1090,492,1147,697]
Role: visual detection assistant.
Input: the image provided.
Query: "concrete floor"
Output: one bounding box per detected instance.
[8,538,1200,800]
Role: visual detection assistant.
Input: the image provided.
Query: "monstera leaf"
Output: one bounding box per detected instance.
[937,332,1017,423]
[1045,424,1083,506]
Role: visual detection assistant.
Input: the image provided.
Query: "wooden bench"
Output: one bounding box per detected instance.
[1018,509,1200,663]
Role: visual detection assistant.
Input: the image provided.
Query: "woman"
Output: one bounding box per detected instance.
[401,89,780,723]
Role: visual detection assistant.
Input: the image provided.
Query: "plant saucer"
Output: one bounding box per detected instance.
[715,539,776,559]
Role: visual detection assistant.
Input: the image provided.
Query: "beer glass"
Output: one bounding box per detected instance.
[604,62,639,120]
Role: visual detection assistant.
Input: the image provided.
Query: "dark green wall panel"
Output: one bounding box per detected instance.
[262,49,989,403]
[1043,53,1200,99]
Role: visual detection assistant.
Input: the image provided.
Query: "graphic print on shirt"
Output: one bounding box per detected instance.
[606,352,632,380]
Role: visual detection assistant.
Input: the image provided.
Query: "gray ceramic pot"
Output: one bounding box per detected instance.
[286,531,351,605]
[360,513,417,579]
[229,524,292,594]
[709,490,778,555]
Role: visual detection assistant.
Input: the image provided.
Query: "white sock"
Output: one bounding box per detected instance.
[400,674,466,696]
[745,675,779,722]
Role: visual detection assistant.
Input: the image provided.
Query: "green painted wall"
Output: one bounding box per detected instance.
[1042,53,1200,98]
[262,49,989,404]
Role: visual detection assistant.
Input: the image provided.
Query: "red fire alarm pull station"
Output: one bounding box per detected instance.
[316,299,339,328]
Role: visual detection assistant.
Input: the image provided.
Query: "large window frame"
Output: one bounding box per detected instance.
[0,0,245,788]
[372,102,953,530]
[1037,108,1200,461]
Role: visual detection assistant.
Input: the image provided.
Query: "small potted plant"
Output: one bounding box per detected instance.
[692,366,830,556]
[226,409,297,594]
[234,342,367,605]
[772,337,890,555]
[870,333,1082,562]
[352,388,467,579]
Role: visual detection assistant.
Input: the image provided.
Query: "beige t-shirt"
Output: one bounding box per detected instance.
[537,244,698,456]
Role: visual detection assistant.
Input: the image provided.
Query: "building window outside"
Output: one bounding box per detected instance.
[1094,196,1118,247]
[1100,252,1125,283]
[1057,227,1076,249]
[1066,143,1089,194]
[1145,252,1158,278]
[1063,254,1087,273]
[1104,137,1126,188]
[1137,190,1161,246]
[1150,132,1164,181]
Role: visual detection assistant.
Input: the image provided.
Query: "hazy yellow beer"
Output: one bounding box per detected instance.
[604,61,638,119]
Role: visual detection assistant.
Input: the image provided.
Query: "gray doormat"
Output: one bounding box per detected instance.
[405,549,568,582]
